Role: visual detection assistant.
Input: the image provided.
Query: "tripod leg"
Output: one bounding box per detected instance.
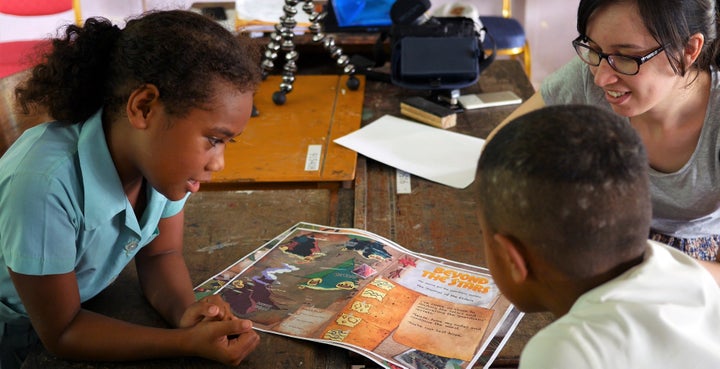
[261,0,360,105]
[304,2,360,90]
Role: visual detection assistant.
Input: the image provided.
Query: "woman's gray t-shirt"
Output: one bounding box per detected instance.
[541,57,720,238]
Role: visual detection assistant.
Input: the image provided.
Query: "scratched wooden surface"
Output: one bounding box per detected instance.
[354,60,555,368]
[22,189,356,369]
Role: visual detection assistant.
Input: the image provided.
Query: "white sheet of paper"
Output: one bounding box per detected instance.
[334,115,485,189]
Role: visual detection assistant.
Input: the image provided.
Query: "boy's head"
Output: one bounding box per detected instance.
[478,105,651,313]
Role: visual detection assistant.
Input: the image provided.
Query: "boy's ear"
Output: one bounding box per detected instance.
[493,233,529,283]
[126,84,161,129]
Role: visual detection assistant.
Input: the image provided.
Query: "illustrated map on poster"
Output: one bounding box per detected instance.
[194,222,523,369]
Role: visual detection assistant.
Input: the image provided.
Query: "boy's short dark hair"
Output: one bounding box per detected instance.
[478,105,651,278]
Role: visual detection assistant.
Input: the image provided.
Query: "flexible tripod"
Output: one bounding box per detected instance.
[260,0,360,105]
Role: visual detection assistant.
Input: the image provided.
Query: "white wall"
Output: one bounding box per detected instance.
[522,0,578,87]
[0,11,76,42]
[80,2,144,24]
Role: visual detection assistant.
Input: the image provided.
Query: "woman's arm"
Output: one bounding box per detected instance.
[485,90,547,143]
[699,260,720,286]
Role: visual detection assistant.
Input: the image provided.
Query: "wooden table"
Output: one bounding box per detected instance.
[20,60,553,369]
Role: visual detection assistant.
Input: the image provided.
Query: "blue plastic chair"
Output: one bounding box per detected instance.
[479,0,531,77]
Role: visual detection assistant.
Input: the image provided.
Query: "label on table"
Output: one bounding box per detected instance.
[304,144,322,171]
[396,169,412,194]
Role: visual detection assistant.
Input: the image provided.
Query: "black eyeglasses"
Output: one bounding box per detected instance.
[572,36,665,75]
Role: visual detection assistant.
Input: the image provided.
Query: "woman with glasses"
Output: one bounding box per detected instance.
[489,0,720,283]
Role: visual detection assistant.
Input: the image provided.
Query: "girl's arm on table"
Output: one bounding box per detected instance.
[9,209,258,365]
[10,267,256,364]
[134,209,237,327]
[134,209,199,325]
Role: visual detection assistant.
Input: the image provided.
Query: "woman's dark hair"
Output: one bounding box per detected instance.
[577,0,720,75]
[16,10,262,123]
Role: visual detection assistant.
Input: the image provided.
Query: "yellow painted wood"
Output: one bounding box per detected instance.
[211,74,365,185]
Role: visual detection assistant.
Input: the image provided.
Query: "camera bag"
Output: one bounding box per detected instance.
[389,17,494,90]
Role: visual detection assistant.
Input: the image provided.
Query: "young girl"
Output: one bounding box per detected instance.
[0,10,261,367]
[491,0,720,282]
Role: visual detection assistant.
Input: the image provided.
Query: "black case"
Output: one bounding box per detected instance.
[390,17,493,90]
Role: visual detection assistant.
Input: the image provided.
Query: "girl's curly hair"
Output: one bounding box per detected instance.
[16,10,262,123]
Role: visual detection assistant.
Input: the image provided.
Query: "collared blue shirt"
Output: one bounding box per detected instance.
[0,110,186,321]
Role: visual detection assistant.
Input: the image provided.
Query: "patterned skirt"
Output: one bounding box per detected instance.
[649,231,720,261]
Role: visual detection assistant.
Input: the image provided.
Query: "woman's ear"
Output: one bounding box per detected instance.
[493,233,529,283]
[684,32,705,66]
[126,84,160,129]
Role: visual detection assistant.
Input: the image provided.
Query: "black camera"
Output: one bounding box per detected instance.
[389,0,494,92]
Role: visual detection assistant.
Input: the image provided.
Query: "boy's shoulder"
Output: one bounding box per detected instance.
[520,240,720,368]
[584,241,716,302]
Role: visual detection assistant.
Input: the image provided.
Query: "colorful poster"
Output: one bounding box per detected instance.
[195,222,523,369]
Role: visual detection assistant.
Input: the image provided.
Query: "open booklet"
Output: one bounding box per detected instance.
[194,222,523,369]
